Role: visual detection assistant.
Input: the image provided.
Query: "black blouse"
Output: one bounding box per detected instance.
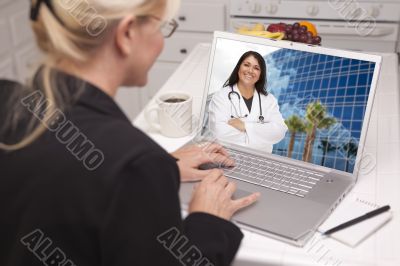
[243,96,253,113]
[0,73,243,266]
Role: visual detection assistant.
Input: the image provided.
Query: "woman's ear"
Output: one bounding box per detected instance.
[115,15,137,57]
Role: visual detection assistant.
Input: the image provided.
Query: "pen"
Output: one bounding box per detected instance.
[323,205,391,235]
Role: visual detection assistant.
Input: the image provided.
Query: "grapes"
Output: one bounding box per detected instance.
[312,36,322,45]
[300,25,308,32]
[273,21,322,45]
[299,34,307,43]
[285,25,293,33]
[299,28,306,34]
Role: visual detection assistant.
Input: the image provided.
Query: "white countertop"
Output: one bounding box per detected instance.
[134,43,400,266]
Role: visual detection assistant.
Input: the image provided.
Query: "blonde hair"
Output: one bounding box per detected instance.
[0,0,180,151]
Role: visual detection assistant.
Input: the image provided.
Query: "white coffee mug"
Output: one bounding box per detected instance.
[144,91,193,137]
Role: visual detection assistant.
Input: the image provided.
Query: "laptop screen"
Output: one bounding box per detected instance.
[201,34,379,174]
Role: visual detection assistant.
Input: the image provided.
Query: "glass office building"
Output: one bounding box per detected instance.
[266,49,375,173]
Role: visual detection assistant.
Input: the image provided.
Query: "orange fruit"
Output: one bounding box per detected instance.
[299,21,318,37]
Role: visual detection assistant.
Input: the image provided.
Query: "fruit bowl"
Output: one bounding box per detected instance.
[233,21,322,45]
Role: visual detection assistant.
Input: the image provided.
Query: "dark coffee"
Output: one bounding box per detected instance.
[164,98,186,103]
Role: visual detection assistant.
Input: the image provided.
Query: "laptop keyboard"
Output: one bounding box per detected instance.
[224,148,324,198]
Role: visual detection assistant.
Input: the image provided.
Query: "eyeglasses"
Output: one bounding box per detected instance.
[138,15,179,38]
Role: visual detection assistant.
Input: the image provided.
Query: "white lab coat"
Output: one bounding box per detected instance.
[209,84,288,153]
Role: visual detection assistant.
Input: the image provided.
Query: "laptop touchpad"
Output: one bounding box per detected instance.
[233,189,253,200]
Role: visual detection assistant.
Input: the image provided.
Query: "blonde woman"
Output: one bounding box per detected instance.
[0,1,259,265]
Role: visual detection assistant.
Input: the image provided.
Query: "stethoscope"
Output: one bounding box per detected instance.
[228,86,264,123]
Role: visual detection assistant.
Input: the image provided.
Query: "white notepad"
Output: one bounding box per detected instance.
[318,196,393,247]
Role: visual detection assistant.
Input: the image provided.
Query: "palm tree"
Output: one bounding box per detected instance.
[302,101,336,162]
[285,115,306,158]
[342,141,358,172]
[318,138,337,166]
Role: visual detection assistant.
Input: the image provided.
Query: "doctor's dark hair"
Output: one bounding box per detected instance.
[223,51,268,96]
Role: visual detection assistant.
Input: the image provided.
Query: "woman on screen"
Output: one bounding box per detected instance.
[209,51,287,153]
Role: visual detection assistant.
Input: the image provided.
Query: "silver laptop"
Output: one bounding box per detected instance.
[179,31,381,247]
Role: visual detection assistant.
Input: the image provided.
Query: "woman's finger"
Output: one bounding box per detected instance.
[203,169,224,183]
[224,181,237,197]
[187,169,215,182]
[215,174,229,187]
[194,149,234,168]
[231,192,261,212]
[209,153,235,167]
[202,142,229,157]
[192,151,214,166]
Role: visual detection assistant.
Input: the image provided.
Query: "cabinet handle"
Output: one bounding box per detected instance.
[178,16,186,21]
[180,49,187,54]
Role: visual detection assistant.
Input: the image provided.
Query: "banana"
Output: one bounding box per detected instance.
[251,23,265,31]
[237,29,285,40]
[237,26,250,32]
[275,32,285,40]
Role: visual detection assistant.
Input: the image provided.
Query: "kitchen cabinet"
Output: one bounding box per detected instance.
[0,0,42,84]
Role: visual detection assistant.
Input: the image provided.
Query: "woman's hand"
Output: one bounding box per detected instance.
[228,118,246,132]
[171,142,235,182]
[189,169,260,220]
